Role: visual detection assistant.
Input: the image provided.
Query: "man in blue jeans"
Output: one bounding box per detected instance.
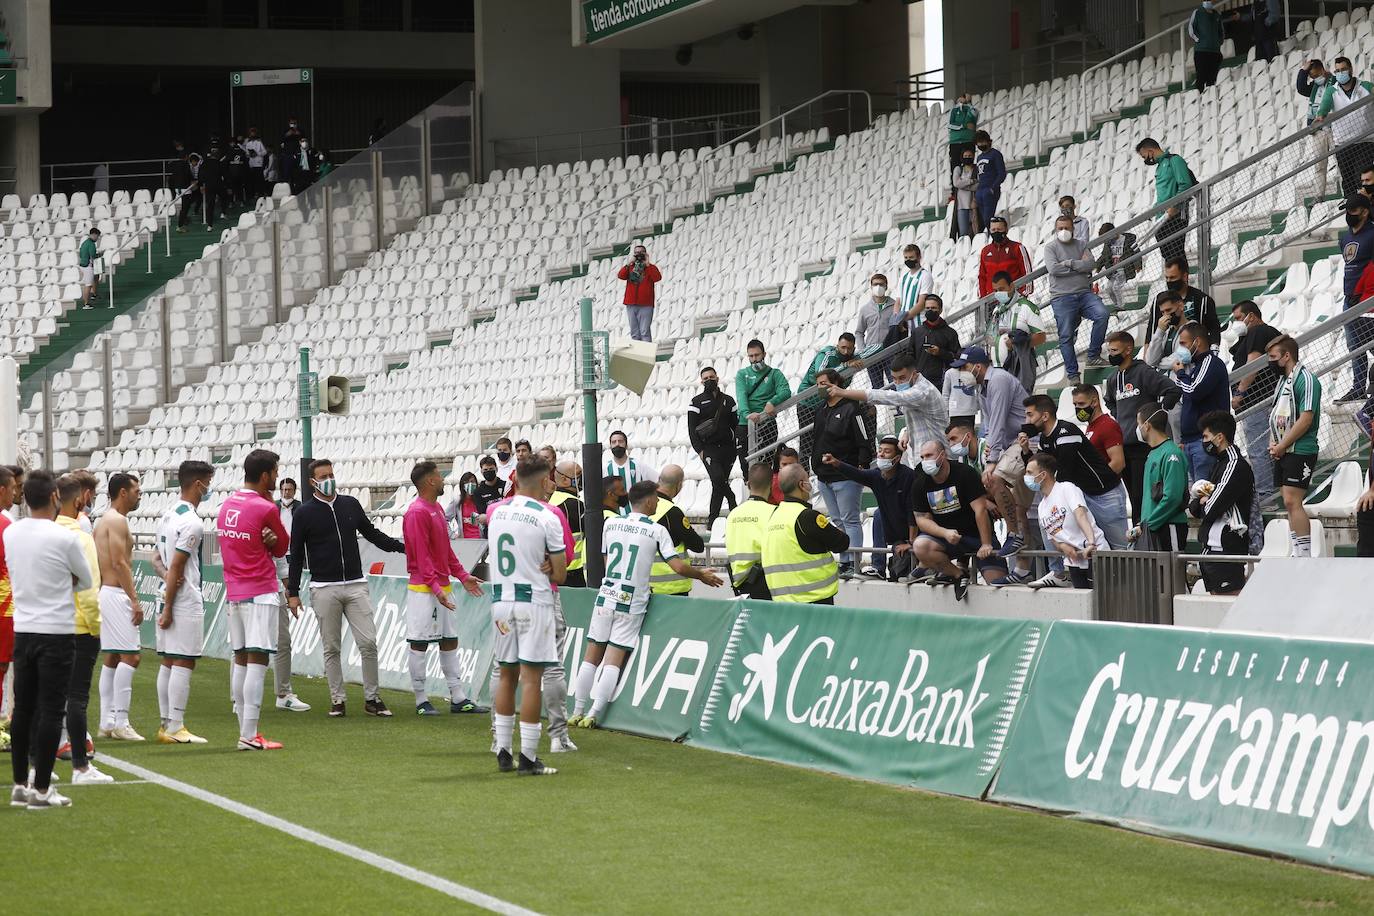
[810,368,872,577]
[1043,214,1109,385]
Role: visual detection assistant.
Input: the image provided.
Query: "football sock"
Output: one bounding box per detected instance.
[494,713,514,754]
[572,661,598,716]
[439,649,469,704]
[242,663,267,740]
[519,721,542,763]
[168,667,192,733]
[98,665,115,730]
[230,661,246,716]
[408,649,429,704]
[1294,535,1312,557]
[156,665,171,726]
[589,664,621,720]
[113,662,137,728]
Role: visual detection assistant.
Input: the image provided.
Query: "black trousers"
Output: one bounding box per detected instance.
[178,190,216,227]
[701,444,737,524]
[10,633,75,792]
[1358,507,1374,558]
[66,634,101,769]
[563,570,586,589]
[948,141,975,172]
[1123,442,1150,526]
[737,420,777,478]
[1194,51,1222,92]
[1157,206,1189,267]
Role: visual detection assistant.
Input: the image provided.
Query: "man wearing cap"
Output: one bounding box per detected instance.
[1335,193,1374,402]
[954,345,1034,561]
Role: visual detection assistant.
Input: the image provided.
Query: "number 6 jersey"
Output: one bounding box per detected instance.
[487,496,567,605]
[596,513,679,615]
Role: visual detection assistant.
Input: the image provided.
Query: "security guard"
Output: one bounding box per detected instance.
[601,475,626,520]
[762,464,849,604]
[725,463,776,599]
[648,465,704,595]
[549,461,586,588]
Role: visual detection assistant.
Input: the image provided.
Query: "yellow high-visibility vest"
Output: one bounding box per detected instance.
[762,500,839,603]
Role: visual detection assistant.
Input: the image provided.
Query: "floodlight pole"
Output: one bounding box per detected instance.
[299,347,313,498]
[579,296,604,585]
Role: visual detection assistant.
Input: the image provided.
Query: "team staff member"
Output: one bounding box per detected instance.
[1104,330,1180,524]
[55,475,111,784]
[1189,411,1254,596]
[648,466,702,596]
[288,459,406,718]
[272,477,307,713]
[1133,403,1190,551]
[725,464,776,599]
[762,464,849,604]
[688,366,740,529]
[735,339,792,476]
[549,462,587,588]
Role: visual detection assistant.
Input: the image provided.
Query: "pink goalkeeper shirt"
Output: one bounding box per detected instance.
[216,488,289,601]
[404,496,471,594]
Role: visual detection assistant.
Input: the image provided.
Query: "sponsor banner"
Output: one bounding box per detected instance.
[582,0,704,43]
[133,559,227,654]
[689,600,1044,798]
[560,589,742,740]
[992,621,1374,874]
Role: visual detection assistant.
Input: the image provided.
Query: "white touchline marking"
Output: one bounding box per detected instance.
[66,779,150,786]
[98,754,542,916]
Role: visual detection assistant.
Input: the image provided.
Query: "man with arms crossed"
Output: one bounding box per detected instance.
[153,463,213,745]
[96,473,146,742]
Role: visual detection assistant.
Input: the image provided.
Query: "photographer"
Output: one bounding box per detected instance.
[617,244,662,342]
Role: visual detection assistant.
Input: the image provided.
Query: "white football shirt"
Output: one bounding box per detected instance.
[596,513,680,615]
[156,500,204,602]
[487,497,565,605]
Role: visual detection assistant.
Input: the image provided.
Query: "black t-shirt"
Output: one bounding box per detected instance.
[1039,419,1120,496]
[473,481,505,512]
[1231,321,1281,407]
[912,460,987,538]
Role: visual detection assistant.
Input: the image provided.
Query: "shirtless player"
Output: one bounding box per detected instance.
[95,473,146,741]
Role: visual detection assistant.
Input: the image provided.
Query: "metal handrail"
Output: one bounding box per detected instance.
[574,178,669,266]
[495,108,764,148]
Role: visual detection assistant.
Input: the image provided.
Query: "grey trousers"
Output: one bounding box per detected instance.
[488,595,569,739]
[312,582,381,704]
[273,583,293,696]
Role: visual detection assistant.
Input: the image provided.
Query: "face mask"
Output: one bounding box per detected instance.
[1056,229,1073,243]
[482,469,496,481]
[1060,206,1074,217]
[904,258,919,270]
[1023,473,1042,492]
[1108,352,1126,367]
[1311,74,1326,86]
[1074,407,1092,423]
[957,370,976,387]
[703,379,718,392]
[1166,279,1184,291]
[990,231,1007,243]
[618,495,630,508]
[1362,183,1374,196]
[1202,440,1220,457]
[920,458,941,476]
[925,312,942,325]
[874,457,894,471]
[1143,154,1157,166]
[1173,345,1193,366]
[635,252,647,262]
[994,290,1011,304]
[948,443,969,460]
[977,143,990,151]
[611,446,627,460]
[1201,1,1214,10]
[1348,213,1367,229]
[496,450,510,462]
[872,285,887,297]
[315,478,336,498]
[1336,70,1353,85]
[962,159,974,167]
[463,482,477,495]
[1137,425,1150,442]
[1020,423,1040,438]
[894,379,912,391]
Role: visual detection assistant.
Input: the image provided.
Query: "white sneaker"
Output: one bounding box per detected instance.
[549,735,579,753]
[71,764,115,785]
[275,693,311,712]
[27,787,73,810]
[27,768,60,784]
[1028,571,1070,590]
[109,725,145,742]
[10,785,33,807]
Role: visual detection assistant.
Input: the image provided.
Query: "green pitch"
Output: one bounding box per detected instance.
[6,657,1373,914]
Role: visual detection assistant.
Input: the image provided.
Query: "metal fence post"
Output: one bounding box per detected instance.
[420,113,433,217]
[1196,183,1213,293]
[40,371,52,470]
[160,294,172,403]
[271,218,283,326]
[323,184,334,287]
[101,337,114,448]
[371,150,384,251]
[217,245,228,364]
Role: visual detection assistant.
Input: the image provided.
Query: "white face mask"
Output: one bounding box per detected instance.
[874,457,895,471]
[872,285,887,298]
[948,442,969,460]
[920,458,941,476]
[1056,229,1073,243]
[957,370,976,387]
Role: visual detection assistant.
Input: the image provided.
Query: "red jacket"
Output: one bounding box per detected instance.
[977,240,1033,297]
[618,261,662,306]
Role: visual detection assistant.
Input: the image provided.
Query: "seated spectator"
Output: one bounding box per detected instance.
[988,270,1048,395]
[1133,402,1190,551]
[822,436,916,582]
[911,439,1012,600]
[1025,453,1106,589]
[1189,411,1254,596]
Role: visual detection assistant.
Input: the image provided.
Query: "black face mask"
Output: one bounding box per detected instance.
[496,450,510,462]
[1363,183,1374,197]
[990,231,1007,243]
[1020,422,1041,438]
[611,446,627,460]
[1108,353,1126,367]
[962,159,974,168]
[482,469,497,482]
[1348,213,1367,230]
[924,312,942,325]
[1202,440,1220,457]
[617,494,630,508]
[1166,279,1184,292]
[904,258,919,269]
[702,379,718,393]
[1143,155,1157,166]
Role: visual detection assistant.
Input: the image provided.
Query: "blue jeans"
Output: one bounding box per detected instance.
[975,186,1000,229]
[1345,296,1371,394]
[819,478,863,567]
[1242,409,1272,553]
[1050,290,1109,377]
[1083,483,1130,550]
[957,208,972,237]
[1182,437,1215,488]
[627,305,653,342]
[871,507,887,576]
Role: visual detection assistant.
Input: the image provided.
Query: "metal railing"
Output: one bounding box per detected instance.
[950,36,1097,98]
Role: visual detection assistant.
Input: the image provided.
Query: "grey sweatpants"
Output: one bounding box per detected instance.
[273,584,293,697]
[488,594,569,740]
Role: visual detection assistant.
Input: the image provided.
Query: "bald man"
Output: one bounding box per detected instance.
[550,461,586,589]
[761,464,849,604]
[649,465,704,596]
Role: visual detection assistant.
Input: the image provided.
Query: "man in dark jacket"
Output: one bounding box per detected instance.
[823,435,915,581]
[196,148,223,230]
[688,366,740,529]
[286,459,406,718]
[1103,330,1181,524]
[1173,321,1231,484]
[811,369,872,577]
[175,152,203,231]
[1189,411,1254,594]
[905,294,961,390]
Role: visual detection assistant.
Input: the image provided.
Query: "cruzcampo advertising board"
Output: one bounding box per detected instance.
[992,621,1374,875]
[689,600,1044,798]
[560,588,742,741]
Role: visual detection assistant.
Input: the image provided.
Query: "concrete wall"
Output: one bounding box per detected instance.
[0,0,51,199]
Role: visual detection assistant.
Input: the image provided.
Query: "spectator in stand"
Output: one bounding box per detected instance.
[446,472,485,539]
[1133,402,1191,551]
[1189,411,1255,595]
[911,439,1012,600]
[797,333,862,468]
[1073,385,1126,477]
[1058,196,1090,246]
[1358,447,1374,557]
[1363,165,1374,200]
[1297,59,1333,197]
[1044,214,1110,385]
[688,366,740,529]
[198,146,223,231]
[1314,58,1374,197]
[78,228,100,309]
[1104,330,1181,525]
[977,216,1033,299]
[942,363,980,430]
[1137,138,1196,265]
[973,131,1006,231]
[954,346,1032,560]
[604,430,656,489]
[809,370,872,577]
[905,294,960,391]
[820,353,947,470]
[896,247,935,334]
[1094,222,1141,312]
[1229,300,1282,551]
[735,339,792,477]
[823,436,915,582]
[501,439,534,496]
[988,270,1048,395]
[1025,453,1106,589]
[770,447,800,505]
[1188,1,1226,92]
[855,273,907,389]
[1266,334,1322,557]
[951,150,978,238]
[1022,394,1130,549]
[491,437,516,482]
[1154,257,1221,343]
[618,244,661,343]
[1173,321,1231,484]
[175,153,204,232]
[288,136,316,195]
[946,93,978,171]
[243,127,268,198]
[1335,193,1374,402]
[225,137,248,207]
[1144,290,1188,374]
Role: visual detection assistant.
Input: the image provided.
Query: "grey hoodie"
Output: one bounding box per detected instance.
[1043,235,1096,299]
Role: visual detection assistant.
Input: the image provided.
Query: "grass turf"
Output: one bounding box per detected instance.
[5,657,1373,914]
